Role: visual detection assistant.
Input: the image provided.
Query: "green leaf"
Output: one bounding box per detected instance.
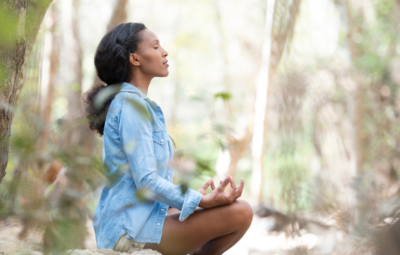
[180,183,188,194]
[214,92,232,102]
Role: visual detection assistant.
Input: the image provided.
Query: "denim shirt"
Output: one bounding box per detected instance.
[93,82,203,249]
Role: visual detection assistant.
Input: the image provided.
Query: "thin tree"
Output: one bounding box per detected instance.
[40,3,59,153]
[250,0,276,203]
[251,0,302,203]
[0,0,52,183]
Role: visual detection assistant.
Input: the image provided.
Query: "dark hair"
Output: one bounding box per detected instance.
[83,23,147,136]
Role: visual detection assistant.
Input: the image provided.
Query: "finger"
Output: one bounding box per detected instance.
[236,178,244,190]
[219,177,230,190]
[229,175,236,190]
[228,177,237,195]
[235,178,245,198]
[200,179,212,190]
[210,180,216,190]
[228,181,236,199]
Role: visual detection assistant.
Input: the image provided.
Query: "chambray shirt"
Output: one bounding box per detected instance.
[93,82,203,249]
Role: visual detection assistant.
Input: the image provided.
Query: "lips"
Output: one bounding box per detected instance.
[163,60,169,66]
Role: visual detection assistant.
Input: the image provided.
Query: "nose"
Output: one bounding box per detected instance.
[162,49,168,57]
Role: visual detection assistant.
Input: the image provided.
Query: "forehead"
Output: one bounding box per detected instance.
[140,29,158,44]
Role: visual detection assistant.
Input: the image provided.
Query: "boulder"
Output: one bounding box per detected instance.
[0,237,161,255]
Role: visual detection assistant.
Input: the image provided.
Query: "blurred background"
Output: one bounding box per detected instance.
[1,0,400,254]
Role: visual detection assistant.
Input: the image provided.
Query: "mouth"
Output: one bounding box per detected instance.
[163,60,169,66]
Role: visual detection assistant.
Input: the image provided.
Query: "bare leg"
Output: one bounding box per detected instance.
[168,206,249,255]
[167,207,197,255]
[194,222,250,255]
[167,207,181,215]
[144,200,253,255]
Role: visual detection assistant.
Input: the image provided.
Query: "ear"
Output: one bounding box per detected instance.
[129,53,140,66]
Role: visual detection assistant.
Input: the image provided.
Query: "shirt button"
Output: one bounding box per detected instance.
[161,139,164,142]
[161,208,164,211]
[168,176,170,179]
[157,223,160,225]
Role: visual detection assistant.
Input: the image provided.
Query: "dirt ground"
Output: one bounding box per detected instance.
[0,214,375,255]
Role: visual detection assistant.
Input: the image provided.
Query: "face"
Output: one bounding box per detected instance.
[130,29,169,77]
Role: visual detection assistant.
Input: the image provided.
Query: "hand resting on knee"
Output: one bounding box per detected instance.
[197,176,244,209]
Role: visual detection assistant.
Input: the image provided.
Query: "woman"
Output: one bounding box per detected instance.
[84,22,253,255]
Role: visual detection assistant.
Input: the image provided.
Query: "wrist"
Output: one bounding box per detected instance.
[199,196,211,209]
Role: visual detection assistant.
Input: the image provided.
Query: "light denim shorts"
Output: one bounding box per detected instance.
[113,233,146,251]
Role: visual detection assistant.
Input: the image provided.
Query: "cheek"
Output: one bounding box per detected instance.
[140,52,166,76]
[141,52,159,67]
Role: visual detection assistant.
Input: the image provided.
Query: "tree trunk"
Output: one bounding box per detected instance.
[40,3,59,153]
[250,0,276,203]
[0,0,52,184]
[344,0,365,176]
[49,0,87,250]
[227,127,252,177]
[107,0,128,31]
[92,0,128,86]
[59,0,85,151]
[250,0,302,204]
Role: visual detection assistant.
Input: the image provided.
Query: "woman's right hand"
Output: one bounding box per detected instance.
[198,176,244,209]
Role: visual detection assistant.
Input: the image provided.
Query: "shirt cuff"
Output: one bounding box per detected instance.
[179,188,202,222]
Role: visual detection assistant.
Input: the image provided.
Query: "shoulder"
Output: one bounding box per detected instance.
[114,92,153,126]
[115,90,142,103]
[111,90,147,110]
[117,92,150,113]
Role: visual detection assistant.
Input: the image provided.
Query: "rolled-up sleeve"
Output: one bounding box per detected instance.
[119,97,202,221]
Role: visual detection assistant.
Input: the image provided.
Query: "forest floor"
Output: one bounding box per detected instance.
[223,215,374,255]
[0,215,374,255]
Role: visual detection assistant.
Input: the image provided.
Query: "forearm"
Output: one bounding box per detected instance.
[137,171,202,220]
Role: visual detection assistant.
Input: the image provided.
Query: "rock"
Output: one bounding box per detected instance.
[0,236,41,255]
[0,237,161,255]
[61,249,161,255]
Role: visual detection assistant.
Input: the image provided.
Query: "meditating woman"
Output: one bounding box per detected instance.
[84,22,253,255]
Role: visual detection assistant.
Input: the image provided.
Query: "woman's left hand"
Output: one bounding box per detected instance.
[197,179,216,196]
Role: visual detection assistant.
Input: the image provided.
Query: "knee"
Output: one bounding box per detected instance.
[231,200,253,227]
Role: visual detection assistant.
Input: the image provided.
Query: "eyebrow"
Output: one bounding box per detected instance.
[149,40,159,45]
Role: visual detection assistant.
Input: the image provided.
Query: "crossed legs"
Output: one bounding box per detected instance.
[144,200,253,255]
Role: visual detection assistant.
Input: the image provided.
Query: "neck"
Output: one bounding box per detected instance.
[127,70,153,95]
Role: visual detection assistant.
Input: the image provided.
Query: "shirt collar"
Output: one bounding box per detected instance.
[119,82,148,99]
[119,82,160,109]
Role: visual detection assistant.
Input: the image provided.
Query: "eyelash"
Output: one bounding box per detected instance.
[154,46,159,49]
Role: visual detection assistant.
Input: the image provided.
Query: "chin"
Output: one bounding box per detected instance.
[160,71,169,77]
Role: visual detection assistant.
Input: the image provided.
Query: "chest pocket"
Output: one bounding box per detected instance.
[152,131,169,161]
